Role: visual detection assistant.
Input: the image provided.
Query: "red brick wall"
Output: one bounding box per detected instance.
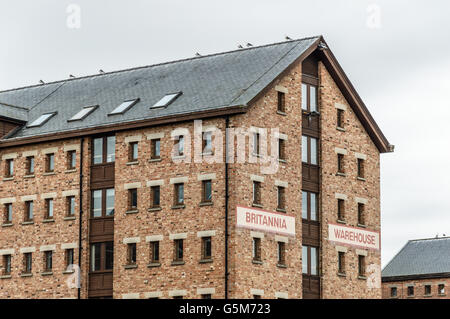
[382,278,450,299]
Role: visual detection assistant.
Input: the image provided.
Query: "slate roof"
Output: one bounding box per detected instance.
[382,237,450,278]
[0,36,320,139]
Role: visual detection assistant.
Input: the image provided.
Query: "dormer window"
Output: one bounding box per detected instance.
[68,105,98,122]
[28,112,56,128]
[151,92,182,108]
[109,99,140,115]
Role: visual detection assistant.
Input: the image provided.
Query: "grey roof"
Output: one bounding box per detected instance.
[382,237,450,278]
[0,36,320,140]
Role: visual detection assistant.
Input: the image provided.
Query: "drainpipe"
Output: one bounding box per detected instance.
[224,116,230,299]
[78,137,84,299]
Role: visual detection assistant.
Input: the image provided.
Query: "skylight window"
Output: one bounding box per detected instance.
[109,99,140,115]
[151,92,182,108]
[27,112,56,128]
[68,105,98,122]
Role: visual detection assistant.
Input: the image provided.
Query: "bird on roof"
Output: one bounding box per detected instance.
[246,43,253,47]
[39,80,45,84]
[195,52,201,57]
[99,69,105,74]
[285,36,292,40]
[238,44,243,49]
[69,74,76,78]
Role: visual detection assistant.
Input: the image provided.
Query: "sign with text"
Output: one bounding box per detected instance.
[328,223,380,251]
[236,206,295,237]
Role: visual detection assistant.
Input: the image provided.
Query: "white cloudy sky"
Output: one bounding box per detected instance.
[1,0,449,266]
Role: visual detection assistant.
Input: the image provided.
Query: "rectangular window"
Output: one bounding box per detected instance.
[277,91,285,113]
[90,242,113,272]
[337,199,345,221]
[202,131,213,154]
[438,284,445,295]
[25,201,33,221]
[358,203,365,226]
[424,285,432,296]
[173,239,183,262]
[277,242,286,266]
[151,186,160,208]
[253,132,260,156]
[358,255,365,277]
[338,251,345,274]
[67,151,76,169]
[106,189,115,216]
[65,249,74,268]
[390,287,397,298]
[407,286,414,297]
[302,246,318,275]
[278,138,286,161]
[92,189,115,218]
[3,255,11,275]
[301,83,318,112]
[93,136,115,164]
[337,153,344,174]
[277,186,285,211]
[252,181,262,206]
[201,237,212,260]
[202,180,212,203]
[357,158,365,178]
[302,191,318,221]
[174,183,184,206]
[129,142,138,162]
[176,136,184,156]
[5,159,13,177]
[26,156,35,175]
[4,203,12,224]
[93,138,103,164]
[46,153,55,172]
[302,135,318,165]
[45,198,54,219]
[90,243,101,272]
[24,253,32,274]
[44,251,53,272]
[252,238,261,262]
[151,139,161,159]
[201,294,212,299]
[67,196,76,216]
[150,241,160,263]
[128,189,138,210]
[337,109,344,128]
[127,243,137,265]
[107,136,116,162]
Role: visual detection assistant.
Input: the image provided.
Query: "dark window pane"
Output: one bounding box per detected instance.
[91,243,101,271]
[105,242,114,270]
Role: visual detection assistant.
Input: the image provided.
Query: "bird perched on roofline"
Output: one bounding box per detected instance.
[237,44,243,49]
[246,43,253,47]
[285,36,292,40]
[69,74,76,78]
[99,69,105,74]
[39,80,45,84]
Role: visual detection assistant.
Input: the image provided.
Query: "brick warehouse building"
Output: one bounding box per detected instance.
[382,237,450,299]
[0,36,393,299]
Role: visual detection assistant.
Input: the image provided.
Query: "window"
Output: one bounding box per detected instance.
[129,142,138,162]
[302,246,318,275]
[44,251,53,272]
[407,286,414,297]
[202,131,213,154]
[337,199,345,221]
[92,136,115,164]
[151,139,161,159]
[358,203,365,226]
[109,99,139,115]
[253,132,261,156]
[3,255,11,275]
[277,186,286,211]
[358,255,365,277]
[278,138,286,161]
[338,251,345,274]
[301,83,317,112]
[337,109,344,128]
[128,189,138,211]
[175,135,185,156]
[150,241,160,263]
[4,203,12,224]
[201,294,212,299]
[150,186,161,208]
[67,196,76,216]
[357,158,365,178]
[45,198,54,219]
[28,112,56,128]
[337,153,344,174]
[201,237,212,261]
[92,188,115,217]
[5,159,13,177]
[23,253,32,274]
[202,180,212,203]
[252,238,261,262]
[302,135,318,165]
[252,181,262,206]
[152,92,181,108]
[424,285,432,296]
[277,91,285,113]
[438,284,445,295]
[390,287,397,298]
[25,201,33,221]
[68,105,98,121]
[174,183,184,206]
[277,242,286,266]
[173,239,183,262]
[253,295,261,299]
[46,153,55,172]
[90,242,114,272]
[67,151,76,170]
[302,191,318,221]
[65,249,74,268]
[127,243,137,265]
[26,156,35,175]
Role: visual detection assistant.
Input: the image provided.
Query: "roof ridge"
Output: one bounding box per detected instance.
[0,35,321,95]
[410,236,450,242]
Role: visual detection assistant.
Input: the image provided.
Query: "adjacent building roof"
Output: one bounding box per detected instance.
[382,237,450,280]
[0,35,393,152]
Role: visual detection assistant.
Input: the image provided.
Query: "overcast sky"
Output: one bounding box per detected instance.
[1,0,449,267]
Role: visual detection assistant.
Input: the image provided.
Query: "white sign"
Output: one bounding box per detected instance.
[328,223,380,251]
[236,206,295,237]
